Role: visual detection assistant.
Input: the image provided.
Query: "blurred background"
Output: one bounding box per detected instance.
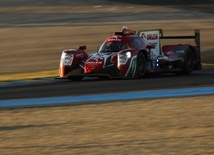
[0,0,213,74]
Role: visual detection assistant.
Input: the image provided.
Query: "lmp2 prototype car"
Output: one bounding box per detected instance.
[58,26,202,81]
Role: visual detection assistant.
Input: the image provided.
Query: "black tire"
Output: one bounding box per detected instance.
[175,48,194,75]
[68,76,83,81]
[136,52,147,78]
[183,48,195,74]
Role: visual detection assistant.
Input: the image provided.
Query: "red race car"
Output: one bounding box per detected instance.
[58,26,202,81]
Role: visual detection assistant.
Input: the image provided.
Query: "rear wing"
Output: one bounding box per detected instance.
[159,29,200,51]
[137,29,200,55]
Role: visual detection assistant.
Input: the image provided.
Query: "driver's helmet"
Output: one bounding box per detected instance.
[121,25,128,32]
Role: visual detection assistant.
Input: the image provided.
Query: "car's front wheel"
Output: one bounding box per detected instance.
[136,52,147,78]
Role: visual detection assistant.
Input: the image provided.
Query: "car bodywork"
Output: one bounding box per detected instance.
[58,28,202,81]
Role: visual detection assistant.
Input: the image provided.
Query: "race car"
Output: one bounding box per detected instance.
[58,26,202,81]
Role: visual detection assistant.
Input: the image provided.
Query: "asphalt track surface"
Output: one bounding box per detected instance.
[0,67,214,100]
[0,0,214,102]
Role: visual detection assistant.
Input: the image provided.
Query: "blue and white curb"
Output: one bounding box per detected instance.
[0,86,213,108]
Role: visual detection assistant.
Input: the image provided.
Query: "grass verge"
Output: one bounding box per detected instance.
[1,96,214,155]
[0,70,58,82]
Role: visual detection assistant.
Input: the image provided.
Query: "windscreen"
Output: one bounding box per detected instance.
[98,41,129,53]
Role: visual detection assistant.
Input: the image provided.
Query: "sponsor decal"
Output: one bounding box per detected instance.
[86,61,103,64]
[175,50,185,54]
[107,38,121,42]
[145,34,158,40]
[86,53,116,70]
[107,36,122,42]
[165,50,184,57]
[165,51,174,57]
[138,30,160,57]
[75,53,85,58]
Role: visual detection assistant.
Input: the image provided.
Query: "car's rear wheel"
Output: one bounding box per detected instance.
[136,52,147,78]
[175,48,195,75]
[184,49,195,74]
[182,49,195,74]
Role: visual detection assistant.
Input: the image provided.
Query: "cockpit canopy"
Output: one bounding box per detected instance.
[98,27,146,53]
[98,41,130,53]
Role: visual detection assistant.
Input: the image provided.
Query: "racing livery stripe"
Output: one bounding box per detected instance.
[125,55,137,77]
[104,54,113,67]
[103,53,116,67]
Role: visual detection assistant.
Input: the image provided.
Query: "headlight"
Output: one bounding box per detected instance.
[60,52,74,66]
[118,51,131,65]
